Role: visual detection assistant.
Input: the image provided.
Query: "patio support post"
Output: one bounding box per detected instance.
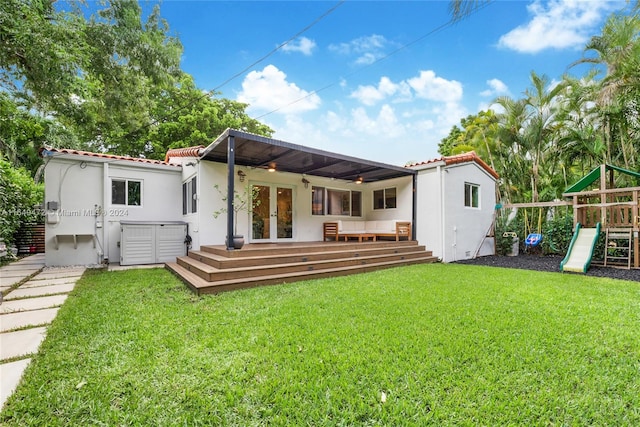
[226,135,235,250]
[412,173,417,241]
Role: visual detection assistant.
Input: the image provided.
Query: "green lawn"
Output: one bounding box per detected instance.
[2,264,640,426]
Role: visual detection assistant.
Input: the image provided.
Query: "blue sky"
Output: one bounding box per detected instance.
[156,1,626,165]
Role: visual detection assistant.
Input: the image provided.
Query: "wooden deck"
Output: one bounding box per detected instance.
[166,240,437,294]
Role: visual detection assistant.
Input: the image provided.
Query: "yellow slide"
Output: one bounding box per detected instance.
[560,222,601,273]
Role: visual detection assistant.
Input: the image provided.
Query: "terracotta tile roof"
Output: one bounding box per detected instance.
[164,145,205,162]
[39,147,175,166]
[406,151,499,179]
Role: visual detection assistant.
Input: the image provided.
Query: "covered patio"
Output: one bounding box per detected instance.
[199,129,419,249]
[166,129,434,293]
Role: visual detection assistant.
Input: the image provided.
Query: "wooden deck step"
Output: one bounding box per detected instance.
[177,249,433,282]
[167,255,437,295]
[188,244,430,269]
[166,240,438,294]
[200,240,419,258]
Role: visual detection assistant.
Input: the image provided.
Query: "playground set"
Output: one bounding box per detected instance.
[504,164,640,273]
[560,164,640,273]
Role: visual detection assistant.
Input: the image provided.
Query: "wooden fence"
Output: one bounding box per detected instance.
[14,223,45,254]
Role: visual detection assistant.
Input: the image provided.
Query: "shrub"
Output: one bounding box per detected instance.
[541,212,574,255]
[0,158,43,252]
[495,211,523,255]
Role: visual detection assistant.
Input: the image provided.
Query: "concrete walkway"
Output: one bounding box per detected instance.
[0,254,85,410]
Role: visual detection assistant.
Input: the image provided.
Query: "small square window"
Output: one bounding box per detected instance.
[112,179,141,206]
[373,187,396,210]
[465,183,479,208]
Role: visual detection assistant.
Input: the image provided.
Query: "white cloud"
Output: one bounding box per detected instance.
[281,37,316,56]
[324,110,350,134]
[329,34,391,65]
[350,77,411,106]
[237,65,321,114]
[351,104,404,137]
[350,71,459,107]
[407,70,463,103]
[498,0,619,53]
[254,68,468,165]
[480,78,510,97]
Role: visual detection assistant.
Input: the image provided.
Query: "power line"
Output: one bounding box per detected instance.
[254,1,492,120]
[119,0,345,142]
[212,1,345,92]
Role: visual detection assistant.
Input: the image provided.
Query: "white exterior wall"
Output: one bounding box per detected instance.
[415,162,496,262]
[43,157,182,266]
[415,166,444,260]
[441,163,496,262]
[44,159,104,266]
[184,160,414,249]
[366,177,413,222]
[178,159,200,250]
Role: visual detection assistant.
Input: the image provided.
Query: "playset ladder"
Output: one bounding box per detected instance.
[604,228,633,269]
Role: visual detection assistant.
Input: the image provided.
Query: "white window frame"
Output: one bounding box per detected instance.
[111,179,142,207]
[182,176,197,215]
[311,186,362,217]
[373,187,397,210]
[464,182,480,209]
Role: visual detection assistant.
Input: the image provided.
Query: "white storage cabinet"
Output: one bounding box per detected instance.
[120,221,187,266]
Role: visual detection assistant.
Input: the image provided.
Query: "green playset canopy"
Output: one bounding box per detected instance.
[564,164,640,194]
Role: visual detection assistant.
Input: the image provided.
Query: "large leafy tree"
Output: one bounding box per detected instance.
[0,0,86,109]
[0,93,80,178]
[0,0,183,157]
[437,111,499,169]
[0,0,272,166]
[143,74,273,160]
[76,0,184,153]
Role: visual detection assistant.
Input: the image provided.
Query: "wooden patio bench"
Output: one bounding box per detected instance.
[323,220,412,242]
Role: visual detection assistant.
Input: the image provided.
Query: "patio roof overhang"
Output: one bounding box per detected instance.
[200,128,416,183]
[201,129,418,250]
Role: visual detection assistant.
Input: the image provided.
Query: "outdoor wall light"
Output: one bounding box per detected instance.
[237,170,246,182]
[301,177,310,188]
[268,162,277,172]
[355,175,364,184]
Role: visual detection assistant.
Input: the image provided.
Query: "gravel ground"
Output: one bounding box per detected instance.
[456,254,640,282]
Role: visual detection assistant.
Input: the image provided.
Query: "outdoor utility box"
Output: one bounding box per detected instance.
[120,221,187,266]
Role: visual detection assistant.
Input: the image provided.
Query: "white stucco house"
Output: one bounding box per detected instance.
[40,129,497,267]
[408,153,498,262]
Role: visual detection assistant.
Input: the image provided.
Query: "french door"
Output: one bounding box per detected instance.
[250,183,294,242]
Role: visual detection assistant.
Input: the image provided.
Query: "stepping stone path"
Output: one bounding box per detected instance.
[0,254,85,410]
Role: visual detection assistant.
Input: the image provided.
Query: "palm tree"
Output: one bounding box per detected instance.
[522,72,568,202]
[571,10,640,170]
[492,72,567,203]
[492,96,528,204]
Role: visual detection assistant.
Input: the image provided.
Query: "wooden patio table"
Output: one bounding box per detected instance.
[341,233,377,242]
